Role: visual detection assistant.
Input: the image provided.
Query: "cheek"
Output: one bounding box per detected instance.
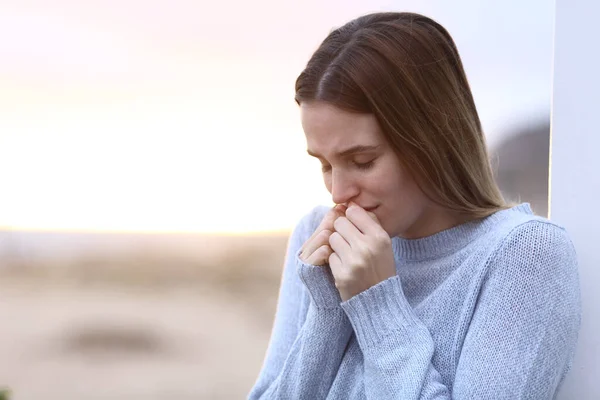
[376,168,416,214]
[374,169,405,199]
[323,175,332,193]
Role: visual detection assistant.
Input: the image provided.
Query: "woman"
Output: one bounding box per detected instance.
[249,12,580,399]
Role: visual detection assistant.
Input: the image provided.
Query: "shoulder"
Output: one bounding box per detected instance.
[480,209,581,331]
[497,214,575,260]
[487,210,578,280]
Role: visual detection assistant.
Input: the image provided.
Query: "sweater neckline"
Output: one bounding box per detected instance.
[392,203,533,262]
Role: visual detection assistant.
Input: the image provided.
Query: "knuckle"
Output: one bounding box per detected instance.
[329,231,341,243]
[349,258,364,270]
[375,232,391,244]
[317,245,331,261]
[324,211,337,224]
[333,216,345,230]
[309,256,322,266]
[332,218,340,231]
[373,238,390,252]
[334,275,351,289]
[355,243,370,257]
[320,229,333,238]
[345,206,358,219]
[317,230,332,243]
[328,252,336,263]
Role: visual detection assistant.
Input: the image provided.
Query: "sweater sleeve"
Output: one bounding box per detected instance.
[248,206,353,400]
[339,220,581,399]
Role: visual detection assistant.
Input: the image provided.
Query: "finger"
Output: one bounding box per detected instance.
[328,231,351,261]
[334,204,348,215]
[328,251,342,272]
[300,229,332,260]
[345,203,383,236]
[333,216,363,247]
[328,251,343,278]
[366,211,379,224]
[304,213,334,246]
[305,244,333,266]
[301,207,343,251]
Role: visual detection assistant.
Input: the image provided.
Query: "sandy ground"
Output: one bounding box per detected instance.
[0,230,289,400]
[0,280,278,400]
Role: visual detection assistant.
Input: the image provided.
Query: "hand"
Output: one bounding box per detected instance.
[299,204,347,266]
[328,202,396,301]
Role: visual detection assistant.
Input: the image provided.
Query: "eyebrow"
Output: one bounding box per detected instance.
[307,145,381,159]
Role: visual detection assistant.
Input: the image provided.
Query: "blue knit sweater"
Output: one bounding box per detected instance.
[248,203,581,399]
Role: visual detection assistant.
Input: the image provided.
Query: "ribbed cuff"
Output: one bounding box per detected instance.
[296,249,342,309]
[340,276,427,349]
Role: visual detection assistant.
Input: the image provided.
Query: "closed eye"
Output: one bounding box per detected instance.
[353,160,375,170]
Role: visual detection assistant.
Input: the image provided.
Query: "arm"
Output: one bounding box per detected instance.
[339,220,581,399]
[248,206,353,399]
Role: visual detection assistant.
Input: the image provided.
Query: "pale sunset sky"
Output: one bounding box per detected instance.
[0,0,553,234]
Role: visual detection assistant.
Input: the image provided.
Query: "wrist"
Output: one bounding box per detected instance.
[296,249,343,309]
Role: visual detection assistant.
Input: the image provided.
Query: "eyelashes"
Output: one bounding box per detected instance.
[354,160,374,170]
[320,160,375,173]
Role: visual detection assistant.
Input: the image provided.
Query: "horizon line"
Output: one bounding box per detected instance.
[0,226,292,236]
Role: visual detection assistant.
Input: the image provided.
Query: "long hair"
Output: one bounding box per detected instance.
[295,12,509,218]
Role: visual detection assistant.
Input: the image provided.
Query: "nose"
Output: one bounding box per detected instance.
[330,168,359,205]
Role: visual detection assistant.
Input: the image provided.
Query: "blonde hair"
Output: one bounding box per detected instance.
[295,12,510,218]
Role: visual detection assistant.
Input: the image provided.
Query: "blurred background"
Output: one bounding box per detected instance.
[0,0,553,398]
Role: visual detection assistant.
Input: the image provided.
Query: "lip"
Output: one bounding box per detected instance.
[363,206,379,212]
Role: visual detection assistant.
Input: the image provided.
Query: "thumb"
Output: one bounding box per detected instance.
[366,210,380,224]
[347,201,379,223]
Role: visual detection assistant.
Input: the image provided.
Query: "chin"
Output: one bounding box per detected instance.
[372,211,394,237]
[386,228,399,238]
[379,221,397,237]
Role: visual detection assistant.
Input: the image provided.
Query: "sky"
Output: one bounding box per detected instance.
[0,0,554,234]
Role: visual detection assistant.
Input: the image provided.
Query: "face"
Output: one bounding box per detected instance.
[301,101,440,239]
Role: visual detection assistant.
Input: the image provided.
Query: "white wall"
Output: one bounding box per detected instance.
[551,0,600,398]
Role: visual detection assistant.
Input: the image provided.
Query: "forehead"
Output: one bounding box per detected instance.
[300,102,384,154]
